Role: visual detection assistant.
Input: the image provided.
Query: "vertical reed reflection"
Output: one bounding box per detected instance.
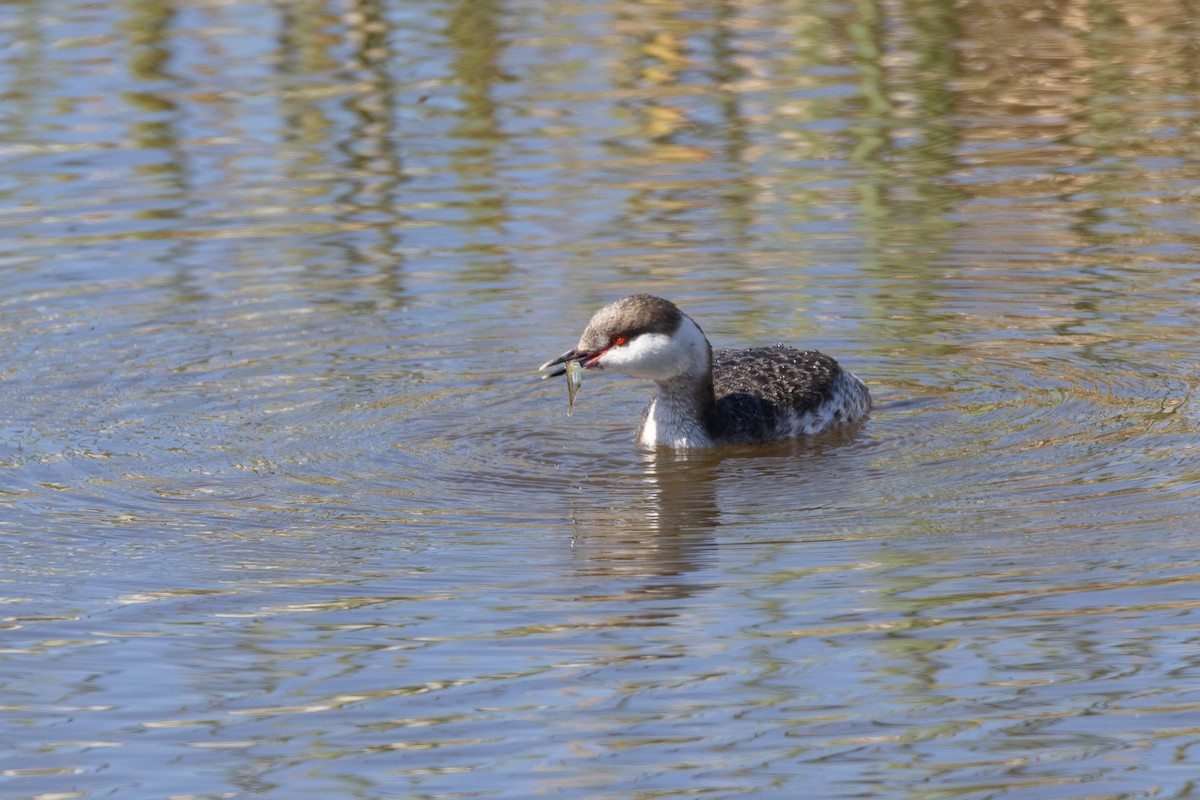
[275,0,410,301]
[122,0,188,219]
[419,0,520,288]
[442,0,511,231]
[338,0,406,245]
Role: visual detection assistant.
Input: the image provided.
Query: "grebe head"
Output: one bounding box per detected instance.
[541,294,711,384]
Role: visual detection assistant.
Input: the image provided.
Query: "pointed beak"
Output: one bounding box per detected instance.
[538,348,603,379]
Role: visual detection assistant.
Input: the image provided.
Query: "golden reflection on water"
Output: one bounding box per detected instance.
[1,2,1188,236]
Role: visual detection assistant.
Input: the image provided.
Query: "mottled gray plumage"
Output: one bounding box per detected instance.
[710,345,849,443]
[541,294,870,448]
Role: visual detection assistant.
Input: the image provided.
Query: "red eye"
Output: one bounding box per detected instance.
[612,334,628,347]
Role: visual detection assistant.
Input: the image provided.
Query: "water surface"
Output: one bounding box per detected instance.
[3,1,1200,798]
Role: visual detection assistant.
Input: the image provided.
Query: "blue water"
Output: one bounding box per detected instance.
[3,1,1200,798]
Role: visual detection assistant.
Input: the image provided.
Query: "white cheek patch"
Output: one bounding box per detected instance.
[607,332,667,364]
[601,333,676,379]
[600,317,708,382]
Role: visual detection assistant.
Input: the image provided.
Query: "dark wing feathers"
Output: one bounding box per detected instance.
[711,345,842,442]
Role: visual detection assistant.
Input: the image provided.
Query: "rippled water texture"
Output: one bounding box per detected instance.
[3,1,1200,798]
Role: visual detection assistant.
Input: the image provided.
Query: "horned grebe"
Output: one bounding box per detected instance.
[539,294,870,448]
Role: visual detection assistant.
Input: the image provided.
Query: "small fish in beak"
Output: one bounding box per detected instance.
[564,359,582,415]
